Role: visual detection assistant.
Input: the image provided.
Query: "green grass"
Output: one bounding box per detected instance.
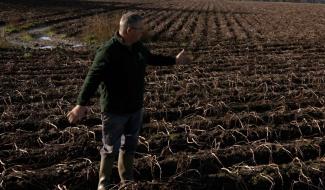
[21,32,34,42]
[45,29,55,37]
[20,22,36,30]
[4,25,19,34]
[5,21,41,34]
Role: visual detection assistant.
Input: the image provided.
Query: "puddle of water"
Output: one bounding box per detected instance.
[73,44,83,48]
[39,45,54,49]
[39,36,51,41]
[7,25,85,49]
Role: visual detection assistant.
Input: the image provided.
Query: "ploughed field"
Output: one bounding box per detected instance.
[1,0,325,189]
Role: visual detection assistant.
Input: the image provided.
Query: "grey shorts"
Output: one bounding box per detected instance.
[100,108,144,155]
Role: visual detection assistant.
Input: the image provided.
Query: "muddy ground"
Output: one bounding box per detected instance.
[1,0,325,189]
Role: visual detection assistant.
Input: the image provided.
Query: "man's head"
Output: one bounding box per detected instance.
[119,12,144,45]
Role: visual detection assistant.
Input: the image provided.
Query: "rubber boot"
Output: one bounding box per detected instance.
[118,151,135,184]
[98,154,115,190]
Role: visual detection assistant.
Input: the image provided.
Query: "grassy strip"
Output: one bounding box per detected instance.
[0,27,12,48]
[81,13,120,45]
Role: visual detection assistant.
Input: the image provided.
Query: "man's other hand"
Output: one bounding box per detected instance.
[67,105,89,124]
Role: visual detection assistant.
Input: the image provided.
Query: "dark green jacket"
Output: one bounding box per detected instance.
[77,33,176,114]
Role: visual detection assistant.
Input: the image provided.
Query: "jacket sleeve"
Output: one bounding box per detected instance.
[76,48,108,106]
[141,44,176,66]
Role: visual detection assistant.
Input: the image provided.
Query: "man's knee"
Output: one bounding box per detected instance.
[101,144,120,156]
[120,135,139,153]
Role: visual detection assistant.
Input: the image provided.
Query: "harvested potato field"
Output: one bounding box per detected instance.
[1,0,325,189]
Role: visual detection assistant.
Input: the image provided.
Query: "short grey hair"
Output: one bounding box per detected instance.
[119,12,143,33]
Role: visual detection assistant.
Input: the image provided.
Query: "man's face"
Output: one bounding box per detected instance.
[127,20,145,44]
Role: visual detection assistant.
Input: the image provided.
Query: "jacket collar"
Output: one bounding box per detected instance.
[114,31,125,45]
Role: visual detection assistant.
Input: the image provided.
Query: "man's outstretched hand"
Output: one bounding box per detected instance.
[176,49,191,65]
[67,105,89,124]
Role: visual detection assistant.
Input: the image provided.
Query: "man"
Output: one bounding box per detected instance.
[67,12,190,189]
